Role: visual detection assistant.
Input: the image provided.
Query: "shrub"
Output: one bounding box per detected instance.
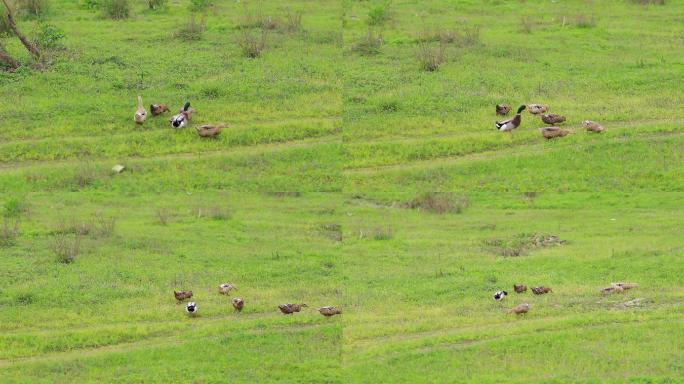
[0,217,19,247]
[17,0,48,17]
[417,43,445,72]
[102,0,130,20]
[319,223,342,241]
[367,1,391,26]
[35,23,65,49]
[3,198,28,218]
[352,27,383,55]
[238,29,266,58]
[148,0,165,10]
[372,226,393,240]
[575,15,597,28]
[283,10,302,33]
[94,214,116,236]
[56,218,94,236]
[520,16,535,33]
[81,0,100,10]
[53,233,81,264]
[156,208,170,225]
[72,164,97,189]
[189,0,212,12]
[175,14,205,41]
[403,192,469,214]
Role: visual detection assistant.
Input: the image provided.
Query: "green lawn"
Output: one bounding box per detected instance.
[1,0,683,382]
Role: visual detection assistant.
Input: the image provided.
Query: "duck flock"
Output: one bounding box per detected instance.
[174,283,342,318]
[134,96,604,141]
[495,103,604,139]
[134,96,225,138]
[495,282,638,316]
[172,280,636,318]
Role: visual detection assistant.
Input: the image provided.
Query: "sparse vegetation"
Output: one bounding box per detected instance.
[352,27,383,55]
[53,232,81,264]
[416,43,445,71]
[0,217,19,247]
[102,0,130,19]
[238,29,266,58]
[175,14,205,41]
[147,0,165,10]
[403,192,468,214]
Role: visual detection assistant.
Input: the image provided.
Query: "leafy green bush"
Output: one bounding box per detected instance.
[35,23,65,49]
[367,1,391,26]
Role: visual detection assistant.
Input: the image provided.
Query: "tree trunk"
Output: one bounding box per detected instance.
[0,42,20,71]
[1,0,41,59]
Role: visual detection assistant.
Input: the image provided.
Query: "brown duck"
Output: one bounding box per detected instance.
[531,286,552,295]
[541,114,566,124]
[232,297,244,312]
[582,120,604,133]
[196,124,226,138]
[278,303,307,315]
[527,104,548,115]
[513,284,527,293]
[496,104,511,116]
[150,103,170,116]
[509,303,530,315]
[601,285,624,295]
[219,283,238,295]
[612,282,638,290]
[540,127,571,139]
[174,290,193,303]
[318,306,342,317]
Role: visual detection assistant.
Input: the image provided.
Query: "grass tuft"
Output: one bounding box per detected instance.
[238,29,267,58]
[175,14,206,41]
[352,27,383,55]
[102,0,130,20]
[403,192,468,214]
[0,217,19,247]
[417,43,446,72]
[53,233,82,264]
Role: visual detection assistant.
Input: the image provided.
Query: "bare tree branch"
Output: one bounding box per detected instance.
[1,0,41,59]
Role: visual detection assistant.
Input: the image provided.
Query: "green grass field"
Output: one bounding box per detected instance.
[1,0,683,382]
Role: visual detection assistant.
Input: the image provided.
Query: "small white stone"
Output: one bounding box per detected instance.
[112,164,126,174]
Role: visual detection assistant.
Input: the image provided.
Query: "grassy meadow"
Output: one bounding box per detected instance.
[1,0,683,382]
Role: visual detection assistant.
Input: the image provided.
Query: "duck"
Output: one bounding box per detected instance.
[612,282,638,290]
[493,290,508,301]
[541,113,566,124]
[150,103,170,116]
[278,303,307,315]
[527,104,548,114]
[232,297,244,312]
[318,306,342,317]
[186,302,198,317]
[496,104,511,116]
[531,286,552,295]
[540,127,571,140]
[196,124,225,138]
[601,285,624,295]
[509,303,530,315]
[219,283,238,295]
[170,102,194,128]
[582,120,604,133]
[513,284,527,293]
[174,290,193,303]
[134,96,147,124]
[496,105,526,132]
